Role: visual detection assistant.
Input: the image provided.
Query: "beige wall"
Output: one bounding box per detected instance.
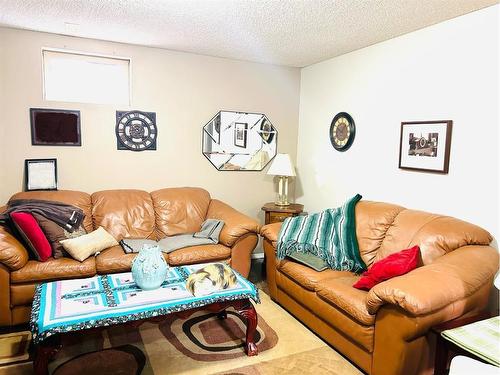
[0,27,300,225]
[297,5,499,241]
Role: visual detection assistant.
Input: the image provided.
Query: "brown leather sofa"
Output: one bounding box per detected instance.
[260,201,498,375]
[0,187,260,327]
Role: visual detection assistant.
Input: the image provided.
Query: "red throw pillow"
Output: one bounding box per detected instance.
[353,245,420,291]
[10,212,52,262]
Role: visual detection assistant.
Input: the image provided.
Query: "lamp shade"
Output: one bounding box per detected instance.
[267,153,296,177]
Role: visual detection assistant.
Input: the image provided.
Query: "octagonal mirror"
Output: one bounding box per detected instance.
[202,111,277,171]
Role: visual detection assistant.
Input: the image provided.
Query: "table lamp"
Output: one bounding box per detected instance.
[267,153,296,206]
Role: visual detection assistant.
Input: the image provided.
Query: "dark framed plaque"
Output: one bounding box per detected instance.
[24,159,58,191]
[398,120,452,174]
[30,108,81,146]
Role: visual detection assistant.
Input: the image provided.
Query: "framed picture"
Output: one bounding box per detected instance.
[234,122,248,148]
[399,120,453,174]
[30,108,81,146]
[25,159,58,191]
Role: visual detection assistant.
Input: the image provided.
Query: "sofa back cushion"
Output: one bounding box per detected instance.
[151,187,211,238]
[91,190,155,241]
[10,190,93,233]
[376,209,492,265]
[355,201,405,267]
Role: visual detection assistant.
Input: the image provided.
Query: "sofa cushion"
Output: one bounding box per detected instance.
[10,257,96,283]
[96,246,147,274]
[377,209,492,265]
[278,260,353,291]
[151,187,211,238]
[355,201,405,268]
[10,283,36,306]
[167,244,231,266]
[92,190,156,241]
[10,190,93,232]
[315,277,375,326]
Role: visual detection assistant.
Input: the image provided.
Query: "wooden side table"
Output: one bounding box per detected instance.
[261,202,304,225]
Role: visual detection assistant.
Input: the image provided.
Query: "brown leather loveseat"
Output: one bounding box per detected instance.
[260,200,498,375]
[0,187,260,327]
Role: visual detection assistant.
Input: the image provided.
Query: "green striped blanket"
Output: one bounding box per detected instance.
[277,194,366,273]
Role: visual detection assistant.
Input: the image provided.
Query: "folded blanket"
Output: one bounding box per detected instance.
[277,194,366,273]
[0,199,85,232]
[120,219,225,254]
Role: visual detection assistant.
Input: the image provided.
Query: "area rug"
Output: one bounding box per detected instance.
[0,293,361,375]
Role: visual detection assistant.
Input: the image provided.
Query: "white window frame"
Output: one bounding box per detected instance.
[41,47,132,105]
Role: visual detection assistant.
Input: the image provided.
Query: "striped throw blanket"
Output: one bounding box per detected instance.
[277,194,366,273]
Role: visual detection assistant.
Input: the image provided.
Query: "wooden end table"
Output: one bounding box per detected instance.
[261,202,304,225]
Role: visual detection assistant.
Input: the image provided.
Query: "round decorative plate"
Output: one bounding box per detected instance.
[329,112,355,151]
[116,110,157,151]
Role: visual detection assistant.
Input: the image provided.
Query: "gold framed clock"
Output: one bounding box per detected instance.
[329,112,355,152]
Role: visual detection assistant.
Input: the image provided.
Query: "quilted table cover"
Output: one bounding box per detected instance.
[30,263,259,344]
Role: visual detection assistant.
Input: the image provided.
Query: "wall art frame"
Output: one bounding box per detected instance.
[234,122,248,148]
[398,120,452,174]
[30,108,81,146]
[24,158,58,191]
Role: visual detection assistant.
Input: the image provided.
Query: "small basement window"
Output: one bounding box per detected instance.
[42,49,130,105]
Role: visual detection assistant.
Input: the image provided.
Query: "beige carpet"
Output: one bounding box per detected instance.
[0,292,361,375]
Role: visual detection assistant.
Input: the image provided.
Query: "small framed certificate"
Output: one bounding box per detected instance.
[25,159,58,191]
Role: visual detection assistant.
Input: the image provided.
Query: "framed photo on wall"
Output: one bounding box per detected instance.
[30,108,81,146]
[234,122,248,148]
[398,120,453,174]
[25,159,58,191]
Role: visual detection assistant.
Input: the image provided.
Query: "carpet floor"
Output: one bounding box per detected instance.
[0,292,362,375]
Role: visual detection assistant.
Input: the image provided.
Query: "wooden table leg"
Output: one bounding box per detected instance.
[434,334,449,375]
[33,335,61,375]
[233,299,259,356]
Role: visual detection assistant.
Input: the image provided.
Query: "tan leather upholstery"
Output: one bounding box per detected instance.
[151,187,211,238]
[315,277,374,326]
[95,245,139,274]
[366,245,499,315]
[0,187,258,327]
[355,201,404,267]
[167,244,231,265]
[0,226,28,271]
[11,190,94,232]
[0,265,11,326]
[11,283,36,306]
[207,199,261,247]
[278,260,352,291]
[11,257,96,283]
[229,233,258,277]
[92,190,156,241]
[260,201,498,375]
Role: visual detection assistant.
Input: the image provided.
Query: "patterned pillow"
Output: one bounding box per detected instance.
[10,212,52,262]
[33,213,87,258]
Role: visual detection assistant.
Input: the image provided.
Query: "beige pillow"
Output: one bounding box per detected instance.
[60,227,118,262]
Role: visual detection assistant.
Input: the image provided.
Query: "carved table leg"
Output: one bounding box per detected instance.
[233,299,258,356]
[33,335,61,375]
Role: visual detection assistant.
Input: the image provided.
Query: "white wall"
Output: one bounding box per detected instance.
[297,5,499,241]
[0,28,300,225]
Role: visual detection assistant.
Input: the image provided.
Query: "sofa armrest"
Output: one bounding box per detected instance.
[206,199,260,247]
[0,226,29,271]
[366,245,499,316]
[260,222,282,248]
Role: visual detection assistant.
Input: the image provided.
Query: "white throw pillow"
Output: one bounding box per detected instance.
[60,226,118,262]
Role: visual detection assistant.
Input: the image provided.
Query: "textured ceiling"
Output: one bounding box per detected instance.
[0,0,497,67]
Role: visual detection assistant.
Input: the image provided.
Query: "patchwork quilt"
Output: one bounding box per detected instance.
[30,263,259,344]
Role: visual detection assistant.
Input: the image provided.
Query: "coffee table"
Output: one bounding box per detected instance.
[30,263,260,375]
